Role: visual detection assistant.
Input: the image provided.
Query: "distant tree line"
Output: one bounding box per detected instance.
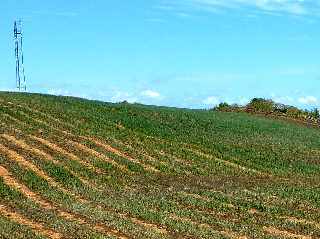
[213,98,320,126]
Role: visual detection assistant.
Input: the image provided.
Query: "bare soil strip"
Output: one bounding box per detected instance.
[1,134,95,190]
[2,101,84,132]
[69,141,128,172]
[282,217,320,230]
[0,165,53,209]
[13,102,75,129]
[118,212,168,235]
[0,203,62,239]
[185,147,265,175]
[0,156,130,238]
[88,138,160,173]
[3,103,157,173]
[2,107,153,173]
[2,105,187,236]
[169,214,243,238]
[29,135,103,174]
[0,143,84,202]
[180,192,211,202]
[115,141,159,163]
[155,149,193,167]
[0,164,128,238]
[0,135,170,235]
[0,106,70,141]
[2,134,62,165]
[169,214,211,229]
[1,113,27,126]
[220,231,248,239]
[264,226,312,239]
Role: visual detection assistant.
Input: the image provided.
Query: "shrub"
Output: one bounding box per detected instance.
[287,107,303,119]
[214,102,231,111]
[246,98,274,114]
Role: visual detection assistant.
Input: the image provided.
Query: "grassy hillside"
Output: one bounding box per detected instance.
[0,91,319,239]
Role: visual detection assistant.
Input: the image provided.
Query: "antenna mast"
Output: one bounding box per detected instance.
[14,20,27,91]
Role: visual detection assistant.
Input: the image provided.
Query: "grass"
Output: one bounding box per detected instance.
[0,91,319,239]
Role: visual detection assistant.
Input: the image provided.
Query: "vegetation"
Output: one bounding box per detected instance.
[214,98,320,126]
[0,91,319,239]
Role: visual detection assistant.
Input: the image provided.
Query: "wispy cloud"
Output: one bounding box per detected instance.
[141,90,161,98]
[158,0,320,17]
[31,10,79,17]
[111,91,137,103]
[0,88,18,92]
[298,96,318,104]
[203,96,219,105]
[272,95,294,105]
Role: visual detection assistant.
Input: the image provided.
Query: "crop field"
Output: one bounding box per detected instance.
[0,91,319,239]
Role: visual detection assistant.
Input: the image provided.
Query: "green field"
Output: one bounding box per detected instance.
[0,91,319,239]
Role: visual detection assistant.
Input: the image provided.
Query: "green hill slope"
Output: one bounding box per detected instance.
[0,92,319,239]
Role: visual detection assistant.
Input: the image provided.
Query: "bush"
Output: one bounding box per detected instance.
[214,102,231,111]
[287,107,303,119]
[211,97,319,126]
[246,98,274,114]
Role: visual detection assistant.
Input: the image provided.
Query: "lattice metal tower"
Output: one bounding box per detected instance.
[14,20,27,91]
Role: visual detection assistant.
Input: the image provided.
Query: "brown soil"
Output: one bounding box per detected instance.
[155,149,193,167]
[264,226,312,239]
[0,204,62,239]
[0,135,171,236]
[186,147,267,176]
[180,191,211,202]
[282,217,320,230]
[89,138,160,173]
[169,214,243,238]
[1,134,94,191]
[30,135,103,174]
[0,152,129,238]
[2,134,61,165]
[0,143,83,201]
[69,141,128,172]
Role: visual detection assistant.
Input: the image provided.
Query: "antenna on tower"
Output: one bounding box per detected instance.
[14,19,27,92]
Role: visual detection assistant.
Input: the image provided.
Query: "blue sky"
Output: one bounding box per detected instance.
[0,0,319,109]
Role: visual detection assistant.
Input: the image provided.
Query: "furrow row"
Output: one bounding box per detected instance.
[0,142,170,237]
[1,134,100,191]
[0,204,62,239]
[0,143,81,201]
[0,165,127,239]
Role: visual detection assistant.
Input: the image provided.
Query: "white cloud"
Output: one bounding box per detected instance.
[0,88,17,92]
[203,96,219,105]
[298,96,318,104]
[272,95,294,104]
[32,10,79,17]
[238,97,250,105]
[46,89,90,100]
[47,88,70,96]
[111,91,137,103]
[161,0,319,16]
[141,90,161,98]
